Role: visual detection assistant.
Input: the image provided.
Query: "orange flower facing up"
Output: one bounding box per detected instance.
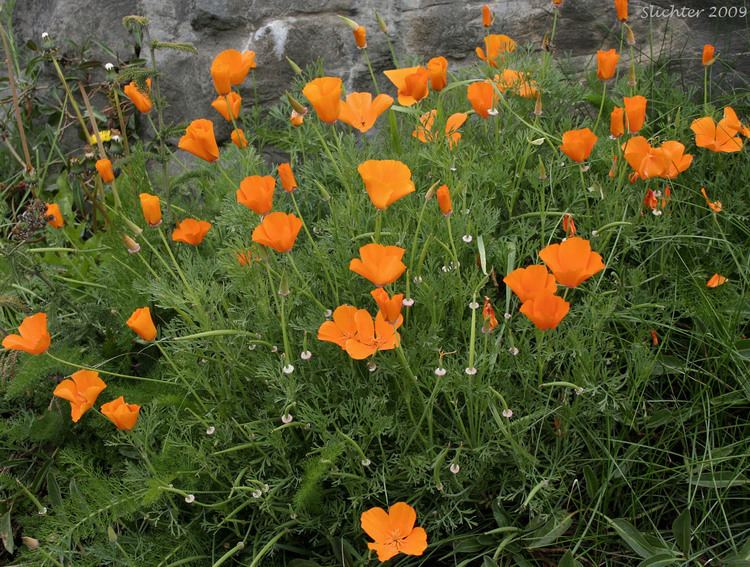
[236,175,275,216]
[562,213,576,237]
[659,141,693,179]
[211,91,242,121]
[623,95,647,132]
[45,203,64,228]
[467,81,497,119]
[559,128,598,162]
[358,160,415,210]
[426,56,448,91]
[494,69,538,98]
[318,306,400,359]
[412,110,467,148]
[370,288,404,327]
[231,128,248,148]
[2,313,51,355]
[350,243,406,287]
[476,34,517,68]
[96,158,115,183]
[101,396,141,430]
[139,193,162,227]
[540,237,605,288]
[302,77,343,124]
[123,78,152,113]
[210,49,251,95]
[338,92,394,133]
[482,4,494,27]
[691,108,744,153]
[384,67,430,106]
[700,187,722,213]
[361,502,427,562]
[706,273,727,288]
[614,0,628,21]
[702,44,716,66]
[520,292,570,331]
[278,163,297,192]
[126,307,157,341]
[503,265,557,303]
[178,119,219,162]
[317,305,358,348]
[52,370,106,423]
[252,212,303,253]
[610,106,625,138]
[172,218,212,246]
[597,49,619,80]
[623,136,670,180]
[436,184,452,216]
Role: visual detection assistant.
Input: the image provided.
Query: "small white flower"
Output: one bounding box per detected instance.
[184,494,195,504]
[252,489,262,498]
[449,463,460,474]
[300,350,312,360]
[290,513,298,520]
[281,413,293,424]
[591,229,599,237]
[561,237,567,242]
[575,387,584,396]
[508,346,519,356]
[206,426,216,435]
[654,190,662,198]
[465,367,477,376]
[38,507,47,516]
[434,367,447,377]
[271,345,278,353]
[402,298,415,307]
[469,301,479,310]
[441,265,449,272]
[502,408,513,418]
[104,62,114,71]
[488,108,499,116]
[450,165,457,172]
[462,234,473,243]
[503,312,512,320]
[263,483,270,492]
[200,358,207,364]
[581,165,591,173]
[324,309,333,318]
[248,344,256,350]
[463,208,470,215]
[41,32,49,40]
[652,209,663,216]
[111,134,121,142]
[413,275,423,284]
[361,458,371,467]
[282,364,295,374]
[367,361,377,372]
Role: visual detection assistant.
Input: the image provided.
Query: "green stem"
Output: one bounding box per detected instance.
[373,211,382,243]
[594,81,607,132]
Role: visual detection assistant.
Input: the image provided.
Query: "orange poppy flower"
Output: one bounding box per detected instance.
[290,110,305,127]
[520,292,570,331]
[45,203,64,228]
[476,34,517,68]
[126,306,157,341]
[239,51,256,77]
[467,81,496,119]
[361,502,428,562]
[52,369,106,422]
[370,288,404,327]
[622,136,670,180]
[358,160,415,210]
[412,111,467,148]
[96,158,115,183]
[623,95,647,132]
[436,184,452,216]
[1,312,51,355]
[236,249,256,266]
[597,49,619,80]
[643,188,658,210]
[354,25,367,48]
[139,193,162,227]
[493,69,538,98]
[338,92,394,133]
[659,141,693,179]
[426,56,448,91]
[236,175,275,216]
[350,243,406,287]
[172,218,212,246]
[211,91,242,121]
[482,297,498,333]
[610,106,625,138]
[278,163,297,192]
[706,273,727,288]
[384,66,430,106]
[700,187,722,213]
[503,265,557,303]
[317,307,399,359]
[690,110,744,153]
[562,213,576,237]
[444,112,468,148]
[482,4,494,27]
[317,305,359,348]
[100,396,141,430]
[123,78,152,113]
[231,128,248,148]
[178,119,219,162]
[702,44,716,66]
[252,212,303,253]
[302,77,342,124]
[539,237,605,288]
[614,0,628,21]
[210,49,250,95]
[559,128,598,162]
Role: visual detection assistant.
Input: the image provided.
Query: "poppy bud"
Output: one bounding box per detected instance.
[22,537,39,550]
[424,180,440,201]
[628,64,637,88]
[95,158,115,183]
[436,184,452,216]
[375,11,388,34]
[278,162,298,192]
[614,0,628,21]
[482,5,494,27]
[624,24,635,46]
[122,234,141,254]
[121,215,144,237]
[534,92,543,116]
[538,156,547,180]
[702,44,716,66]
[286,56,303,76]
[278,272,290,297]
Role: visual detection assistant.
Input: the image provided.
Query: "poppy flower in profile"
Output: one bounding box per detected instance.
[45,203,64,228]
[211,91,242,121]
[231,128,248,148]
[172,218,212,246]
[210,49,251,95]
[494,69,538,99]
[562,213,576,237]
[520,292,570,331]
[252,212,303,253]
[622,136,670,180]
[239,51,256,78]
[1,313,51,355]
[426,56,448,91]
[278,163,298,192]
[357,160,415,210]
[317,305,359,348]
[96,158,115,183]
[353,25,367,48]
[702,44,716,66]
[482,297,499,333]
[482,4,494,27]
[338,92,394,133]
[100,396,141,430]
[596,49,619,80]
[559,128,598,162]
[236,249,256,266]
[539,237,605,288]
[623,95,647,132]
[467,81,497,119]
[706,273,727,288]
[302,77,343,124]
[444,113,468,148]
[139,193,162,227]
[52,370,107,423]
[476,34,517,67]
[412,111,467,148]
[690,109,744,153]
[700,187,722,213]
[643,188,658,210]
[349,243,407,287]
[614,0,628,21]
[610,107,625,138]
[178,119,220,162]
[503,265,557,303]
[384,67,430,106]
[123,78,152,113]
[361,502,428,562]
[370,288,404,327]
[659,141,693,179]
[236,175,275,216]
[290,110,305,127]
[126,307,157,341]
[436,184,452,216]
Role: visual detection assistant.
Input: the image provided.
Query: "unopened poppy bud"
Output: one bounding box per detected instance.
[424,180,440,201]
[534,92,543,116]
[542,33,551,52]
[338,15,359,30]
[122,234,141,254]
[278,272,290,296]
[95,158,115,183]
[286,57,303,76]
[436,184,452,216]
[22,536,39,550]
[121,215,143,237]
[624,24,635,46]
[286,92,307,115]
[375,11,388,34]
[628,64,637,88]
[538,156,547,180]
[107,526,118,542]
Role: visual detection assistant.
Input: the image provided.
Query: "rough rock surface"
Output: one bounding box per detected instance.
[12,0,749,128]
